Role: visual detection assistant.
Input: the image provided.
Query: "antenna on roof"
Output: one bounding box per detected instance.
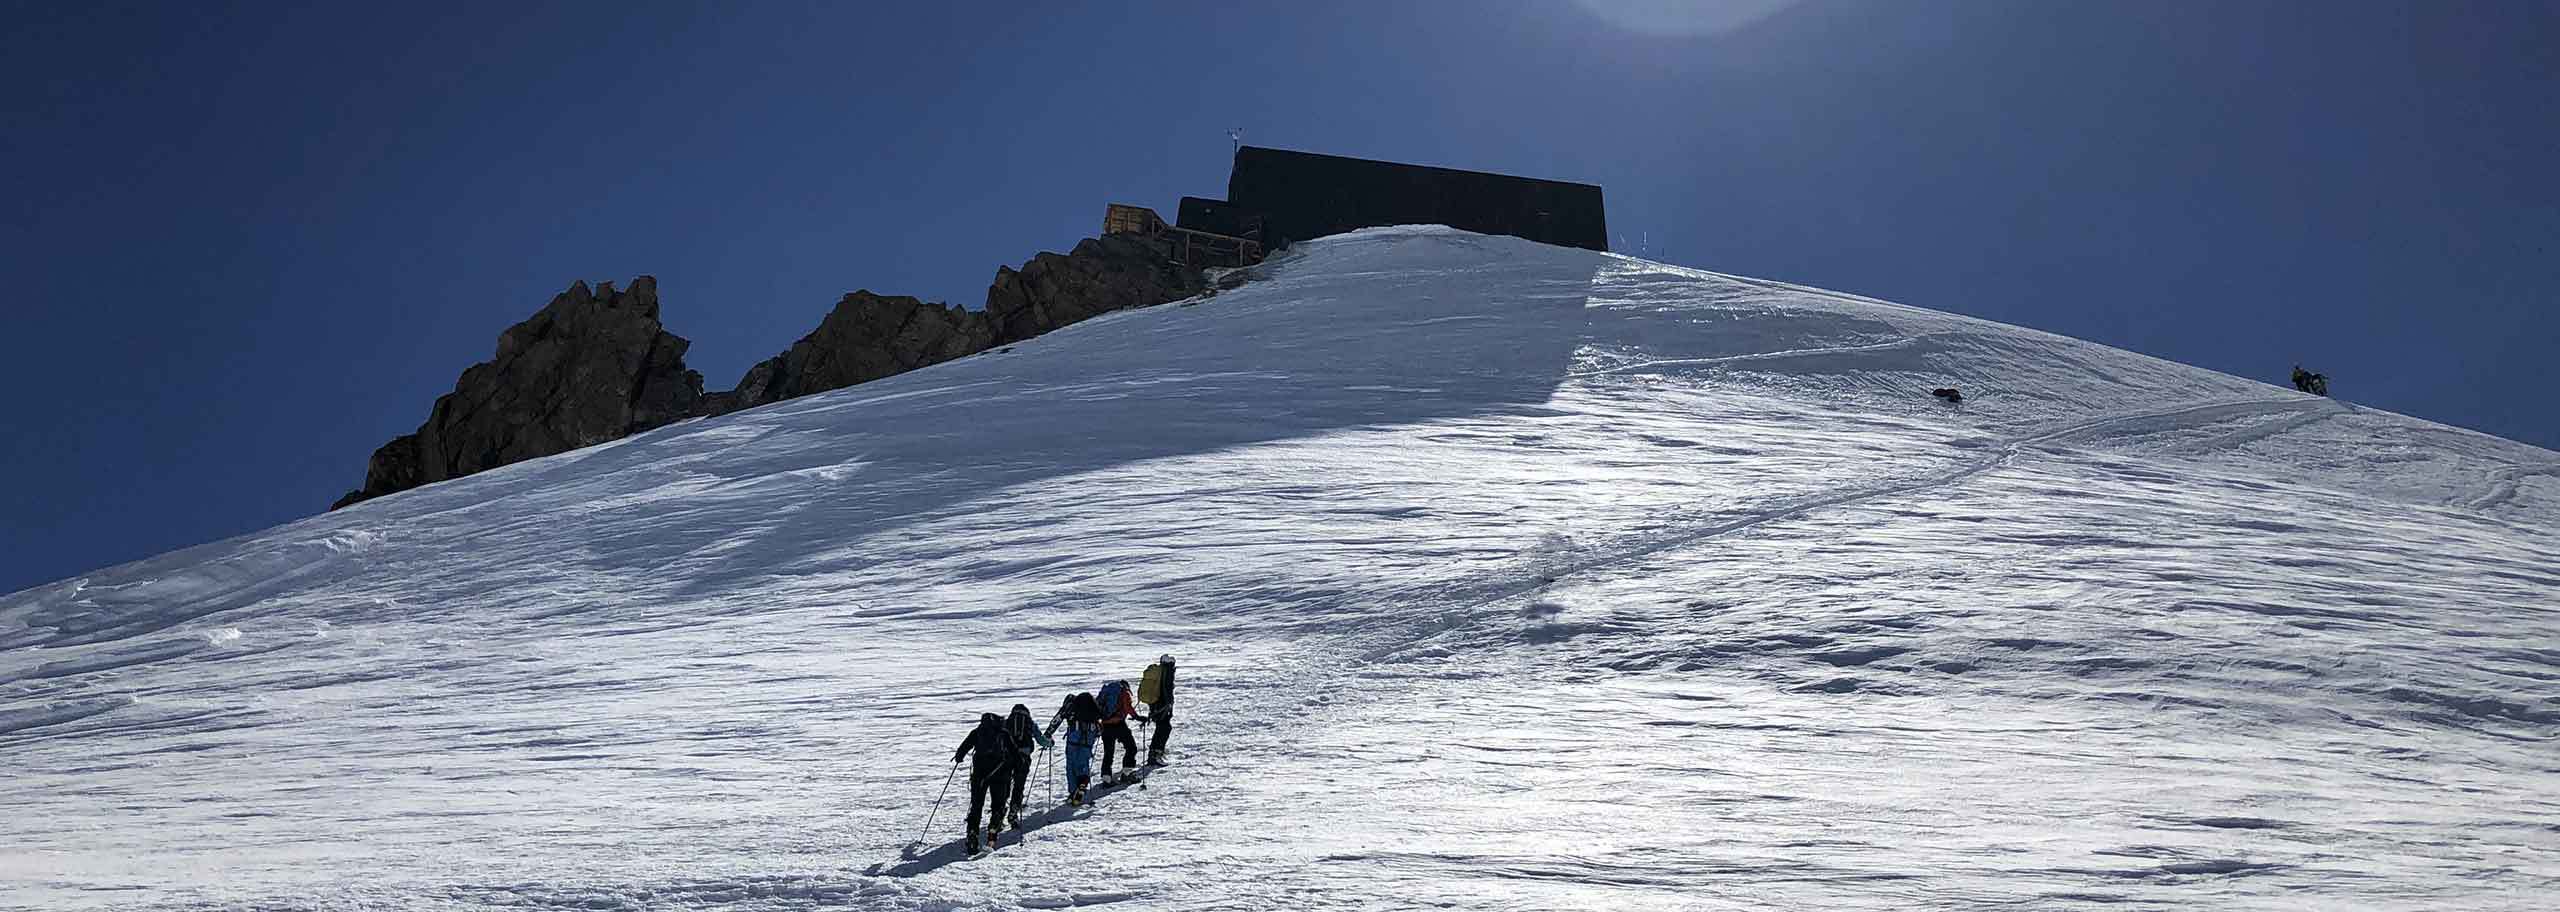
[1229,128,1244,152]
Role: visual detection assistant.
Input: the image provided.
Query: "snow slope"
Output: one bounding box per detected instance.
[4,227,2556,911]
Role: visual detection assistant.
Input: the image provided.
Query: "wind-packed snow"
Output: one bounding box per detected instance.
[5,227,2556,910]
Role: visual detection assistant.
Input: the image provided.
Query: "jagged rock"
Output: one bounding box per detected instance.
[984,234,1204,344]
[334,434,424,510]
[333,236,1207,509]
[333,277,703,508]
[702,234,1203,415]
[701,292,994,417]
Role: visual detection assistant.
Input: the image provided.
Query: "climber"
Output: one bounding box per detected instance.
[1139,654,1177,767]
[1044,692,1102,805]
[2291,364,2330,396]
[1096,678,1141,782]
[948,712,1015,852]
[1003,703,1051,829]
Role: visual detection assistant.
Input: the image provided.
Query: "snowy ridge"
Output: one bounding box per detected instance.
[3,226,2556,910]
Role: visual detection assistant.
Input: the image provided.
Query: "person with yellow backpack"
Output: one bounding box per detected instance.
[1139,654,1176,767]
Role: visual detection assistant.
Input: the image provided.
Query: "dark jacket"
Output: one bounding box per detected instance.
[952,713,1013,774]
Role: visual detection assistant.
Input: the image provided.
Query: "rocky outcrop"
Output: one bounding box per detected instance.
[701,292,995,417]
[333,235,1206,509]
[985,234,1205,344]
[332,277,703,508]
[703,233,1204,415]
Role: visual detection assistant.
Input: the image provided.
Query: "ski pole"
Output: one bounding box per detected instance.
[918,762,960,845]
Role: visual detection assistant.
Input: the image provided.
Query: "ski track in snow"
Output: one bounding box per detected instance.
[1377,392,2343,660]
[3,227,2557,911]
[2470,462,2560,513]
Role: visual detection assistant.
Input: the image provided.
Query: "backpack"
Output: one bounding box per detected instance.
[1138,663,1165,704]
[1007,711,1039,753]
[971,717,1011,768]
[1098,681,1130,723]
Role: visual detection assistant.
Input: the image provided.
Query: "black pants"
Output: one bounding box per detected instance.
[1147,705,1172,764]
[965,762,1011,842]
[1007,754,1033,816]
[1100,722,1139,775]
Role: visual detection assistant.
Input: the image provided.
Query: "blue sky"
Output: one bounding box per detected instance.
[3,0,2554,594]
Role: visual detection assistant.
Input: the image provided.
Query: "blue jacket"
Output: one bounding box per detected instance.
[1047,708,1097,753]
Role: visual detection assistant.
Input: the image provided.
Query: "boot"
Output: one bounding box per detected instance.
[1008,811,1021,830]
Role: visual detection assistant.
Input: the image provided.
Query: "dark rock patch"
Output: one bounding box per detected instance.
[984,234,1205,345]
[334,277,702,508]
[335,235,1206,508]
[700,291,994,417]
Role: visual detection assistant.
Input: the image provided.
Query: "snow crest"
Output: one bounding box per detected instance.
[3,227,2555,910]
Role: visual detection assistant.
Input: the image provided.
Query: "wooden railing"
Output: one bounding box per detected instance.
[1104,204,1265,268]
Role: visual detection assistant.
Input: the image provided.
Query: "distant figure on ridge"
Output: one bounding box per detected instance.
[1045,692,1102,805]
[949,712,1015,853]
[1003,703,1051,830]
[2290,364,2330,396]
[1096,678,1141,783]
[1139,654,1177,767]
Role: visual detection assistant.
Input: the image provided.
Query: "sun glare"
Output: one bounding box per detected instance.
[1571,0,1803,37]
